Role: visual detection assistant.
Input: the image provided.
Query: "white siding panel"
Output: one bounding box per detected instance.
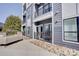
[62,3,76,19]
[27,19,31,27]
[77,4,79,16]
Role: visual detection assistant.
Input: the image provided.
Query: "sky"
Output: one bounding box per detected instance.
[0,3,22,23]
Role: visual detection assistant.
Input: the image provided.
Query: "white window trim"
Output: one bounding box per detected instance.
[62,17,79,44]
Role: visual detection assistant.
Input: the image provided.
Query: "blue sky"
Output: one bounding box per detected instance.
[0,3,22,23]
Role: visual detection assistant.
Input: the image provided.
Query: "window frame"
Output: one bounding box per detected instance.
[63,17,78,42]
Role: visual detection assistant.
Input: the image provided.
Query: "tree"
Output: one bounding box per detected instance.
[3,15,21,32]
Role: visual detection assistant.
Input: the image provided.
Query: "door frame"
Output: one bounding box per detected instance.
[36,24,43,39]
[43,23,52,39]
[38,24,43,39]
[36,23,52,40]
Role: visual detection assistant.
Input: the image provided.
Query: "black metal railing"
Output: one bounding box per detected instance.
[34,32,52,43]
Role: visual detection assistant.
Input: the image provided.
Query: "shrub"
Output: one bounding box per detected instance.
[2,15,21,32]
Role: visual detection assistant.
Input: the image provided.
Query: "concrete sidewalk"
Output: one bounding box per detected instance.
[0,40,56,56]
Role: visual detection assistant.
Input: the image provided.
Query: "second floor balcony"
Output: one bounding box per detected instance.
[35,3,52,18]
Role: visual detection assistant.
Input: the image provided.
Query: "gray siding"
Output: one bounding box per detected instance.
[53,3,79,50]
[53,3,62,43]
[22,3,79,50]
[62,3,77,19]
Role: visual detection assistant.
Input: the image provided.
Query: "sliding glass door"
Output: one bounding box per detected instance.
[43,23,52,42]
[36,25,43,39]
[36,23,52,43]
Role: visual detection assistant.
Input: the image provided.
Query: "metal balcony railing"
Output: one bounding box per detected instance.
[34,4,52,18]
[34,32,52,43]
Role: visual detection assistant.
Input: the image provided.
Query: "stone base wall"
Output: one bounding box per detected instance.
[30,39,79,56]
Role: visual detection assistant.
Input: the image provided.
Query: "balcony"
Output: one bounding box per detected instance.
[34,23,52,43]
[35,3,52,18]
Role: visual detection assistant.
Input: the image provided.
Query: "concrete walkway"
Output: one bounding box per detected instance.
[0,40,56,56]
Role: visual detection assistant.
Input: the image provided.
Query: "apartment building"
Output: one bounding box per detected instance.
[22,3,79,50]
[33,3,52,43]
[22,3,33,37]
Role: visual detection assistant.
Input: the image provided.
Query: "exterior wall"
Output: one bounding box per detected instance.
[33,3,53,42]
[33,11,52,22]
[62,3,79,18]
[22,3,53,39]
[53,3,62,44]
[22,3,79,50]
[53,3,79,50]
[22,3,33,38]
[77,4,79,15]
[22,3,26,36]
[27,4,33,38]
[62,3,77,19]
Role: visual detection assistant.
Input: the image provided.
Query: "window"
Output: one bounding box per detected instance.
[23,26,26,35]
[27,27,30,35]
[27,5,32,19]
[43,3,52,13]
[23,3,26,12]
[43,23,52,40]
[23,15,26,24]
[49,3,52,11]
[27,8,30,19]
[64,18,77,42]
[38,6,43,16]
[43,4,49,13]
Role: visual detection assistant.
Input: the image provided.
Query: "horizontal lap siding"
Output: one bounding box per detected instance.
[53,3,79,50]
[53,3,62,44]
